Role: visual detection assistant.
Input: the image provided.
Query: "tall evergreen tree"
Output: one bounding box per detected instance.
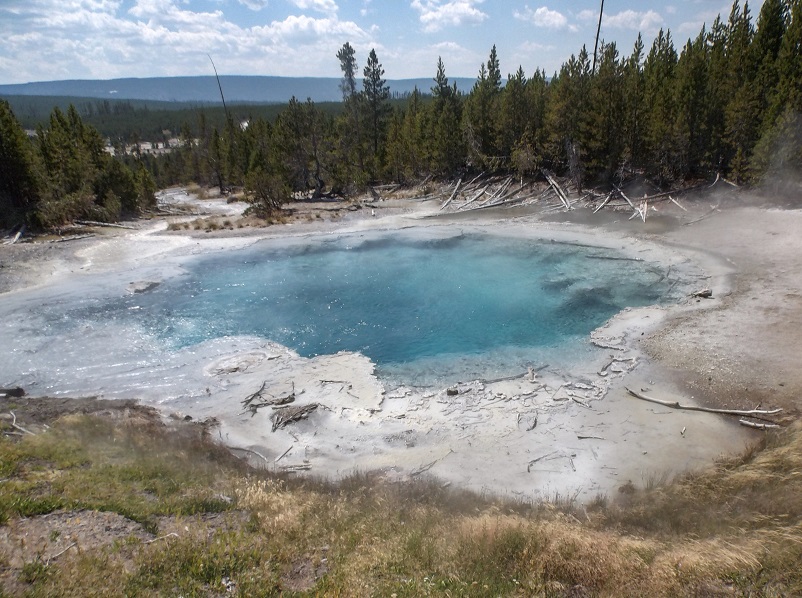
[427,57,464,175]
[362,48,391,177]
[642,29,679,182]
[464,46,504,168]
[335,42,365,191]
[337,42,358,100]
[0,100,40,228]
[622,34,645,172]
[673,28,710,178]
[586,41,626,179]
[545,47,592,187]
[723,1,757,179]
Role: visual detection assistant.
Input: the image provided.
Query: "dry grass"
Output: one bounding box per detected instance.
[1,409,801,596]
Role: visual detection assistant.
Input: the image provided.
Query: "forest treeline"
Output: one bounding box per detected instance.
[0,102,157,229]
[2,0,801,229]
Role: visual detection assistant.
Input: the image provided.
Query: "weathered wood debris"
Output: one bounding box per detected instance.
[272,403,318,432]
[240,381,296,417]
[626,387,783,429]
[433,171,737,223]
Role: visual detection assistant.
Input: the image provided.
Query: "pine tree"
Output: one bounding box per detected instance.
[642,29,679,182]
[336,42,358,101]
[673,28,710,178]
[463,46,504,169]
[723,1,757,179]
[427,57,465,175]
[622,34,645,172]
[544,47,592,187]
[774,0,802,113]
[498,66,528,162]
[586,41,626,179]
[334,42,365,193]
[510,69,548,177]
[362,48,391,176]
[0,100,40,228]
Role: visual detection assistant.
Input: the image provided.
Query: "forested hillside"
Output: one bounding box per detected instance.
[141,0,802,214]
[2,0,800,229]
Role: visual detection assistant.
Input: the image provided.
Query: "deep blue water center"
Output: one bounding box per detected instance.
[119,232,668,386]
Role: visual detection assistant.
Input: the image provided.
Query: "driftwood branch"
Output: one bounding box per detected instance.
[9,411,35,436]
[46,542,77,564]
[275,445,293,463]
[542,170,571,210]
[144,532,180,545]
[739,419,780,430]
[227,445,271,465]
[272,403,318,432]
[240,382,295,417]
[75,220,136,230]
[440,177,462,210]
[626,388,783,418]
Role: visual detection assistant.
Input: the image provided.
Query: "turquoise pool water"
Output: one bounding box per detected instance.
[90,232,671,386]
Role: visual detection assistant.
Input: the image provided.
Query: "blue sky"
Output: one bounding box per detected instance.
[0,1,759,84]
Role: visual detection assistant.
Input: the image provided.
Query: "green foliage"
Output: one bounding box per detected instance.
[17,0,799,202]
[362,48,391,178]
[0,101,158,229]
[0,100,41,228]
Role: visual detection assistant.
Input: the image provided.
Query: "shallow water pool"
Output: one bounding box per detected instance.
[31,231,673,388]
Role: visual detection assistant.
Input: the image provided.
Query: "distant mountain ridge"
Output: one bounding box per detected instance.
[0,75,477,104]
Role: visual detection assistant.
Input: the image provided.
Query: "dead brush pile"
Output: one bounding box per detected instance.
[1,400,801,596]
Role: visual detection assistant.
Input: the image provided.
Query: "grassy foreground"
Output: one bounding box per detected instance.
[1,398,800,597]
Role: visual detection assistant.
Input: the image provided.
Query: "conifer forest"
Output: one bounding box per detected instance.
[1,0,801,229]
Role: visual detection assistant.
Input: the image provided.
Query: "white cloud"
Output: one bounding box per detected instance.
[410,0,488,33]
[289,0,338,16]
[0,0,373,82]
[604,10,663,33]
[513,6,576,31]
[237,0,268,10]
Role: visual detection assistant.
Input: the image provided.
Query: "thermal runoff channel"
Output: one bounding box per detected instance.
[105,232,673,385]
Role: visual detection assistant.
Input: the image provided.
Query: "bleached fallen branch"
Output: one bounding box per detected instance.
[440,177,462,211]
[592,192,613,214]
[144,533,180,545]
[9,411,35,436]
[75,220,136,230]
[46,542,77,564]
[227,445,271,465]
[739,419,780,430]
[625,388,783,417]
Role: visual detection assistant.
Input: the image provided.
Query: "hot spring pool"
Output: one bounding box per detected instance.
[0,229,681,394]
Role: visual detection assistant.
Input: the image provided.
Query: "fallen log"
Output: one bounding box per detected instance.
[227,445,271,464]
[3,232,22,245]
[542,170,571,210]
[280,464,312,472]
[625,387,783,418]
[75,220,136,230]
[54,234,96,243]
[691,289,713,299]
[683,204,720,226]
[739,419,780,430]
[241,382,295,417]
[670,196,687,211]
[459,185,489,210]
[272,403,318,432]
[9,411,35,436]
[592,192,613,214]
[440,177,462,211]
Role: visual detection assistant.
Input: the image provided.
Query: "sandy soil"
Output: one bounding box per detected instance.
[1,184,799,503]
